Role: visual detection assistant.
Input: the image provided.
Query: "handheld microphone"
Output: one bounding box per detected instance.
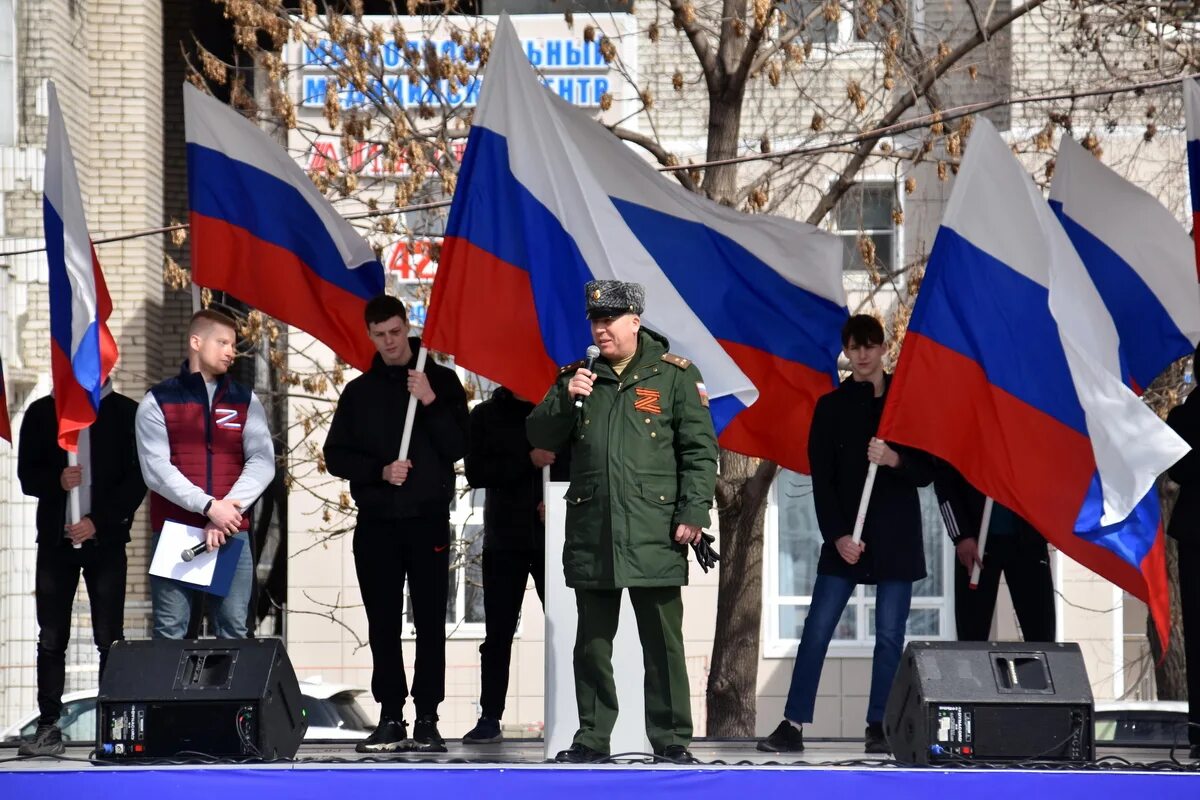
[574,345,602,409]
[180,541,210,563]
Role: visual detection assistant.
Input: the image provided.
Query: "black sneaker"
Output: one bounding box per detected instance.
[412,713,447,753]
[757,720,804,753]
[657,744,699,763]
[554,742,607,763]
[356,718,408,753]
[865,723,889,754]
[462,716,502,744]
[19,723,65,757]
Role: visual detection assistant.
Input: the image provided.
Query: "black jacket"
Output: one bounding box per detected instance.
[464,387,568,551]
[932,458,1040,544]
[1167,393,1200,543]
[17,391,146,546]
[324,342,469,522]
[808,375,934,583]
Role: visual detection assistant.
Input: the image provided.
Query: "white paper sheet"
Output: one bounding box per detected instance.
[149,520,217,587]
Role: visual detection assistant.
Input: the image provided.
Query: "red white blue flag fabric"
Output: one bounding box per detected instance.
[1048,133,1200,650]
[1050,133,1200,392]
[425,15,847,473]
[183,84,385,372]
[0,355,11,444]
[1185,78,1200,280]
[44,81,118,452]
[879,117,1189,646]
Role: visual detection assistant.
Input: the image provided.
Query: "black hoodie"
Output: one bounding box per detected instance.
[324,340,469,522]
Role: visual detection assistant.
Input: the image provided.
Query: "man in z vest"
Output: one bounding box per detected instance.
[527,280,718,764]
[135,309,275,638]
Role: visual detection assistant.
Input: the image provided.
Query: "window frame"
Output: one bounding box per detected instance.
[762,471,956,659]
[829,177,904,292]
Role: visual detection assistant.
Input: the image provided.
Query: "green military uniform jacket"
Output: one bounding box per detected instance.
[527,328,718,589]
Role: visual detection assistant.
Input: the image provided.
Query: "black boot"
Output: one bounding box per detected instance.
[412,713,447,753]
[19,723,65,757]
[356,718,408,753]
[757,720,805,753]
[554,742,607,763]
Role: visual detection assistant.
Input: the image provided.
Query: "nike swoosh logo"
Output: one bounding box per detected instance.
[433,544,449,553]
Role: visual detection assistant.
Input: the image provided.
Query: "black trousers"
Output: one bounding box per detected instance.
[35,540,127,725]
[478,548,545,719]
[1179,538,1200,746]
[353,515,449,720]
[955,526,1056,642]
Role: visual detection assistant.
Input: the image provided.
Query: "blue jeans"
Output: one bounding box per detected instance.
[151,531,254,639]
[783,573,912,725]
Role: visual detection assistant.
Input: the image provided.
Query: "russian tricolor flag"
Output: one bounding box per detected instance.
[879,117,1189,646]
[425,15,847,473]
[44,81,118,452]
[1048,132,1200,649]
[1050,134,1200,391]
[184,84,385,372]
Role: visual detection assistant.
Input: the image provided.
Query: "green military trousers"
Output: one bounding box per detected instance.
[571,586,692,753]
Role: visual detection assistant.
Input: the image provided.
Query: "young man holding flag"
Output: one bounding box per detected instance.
[760,315,933,755]
[324,294,469,754]
[17,379,144,755]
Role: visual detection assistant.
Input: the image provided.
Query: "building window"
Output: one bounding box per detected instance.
[763,470,954,657]
[832,181,899,274]
[783,1,898,46]
[0,0,15,146]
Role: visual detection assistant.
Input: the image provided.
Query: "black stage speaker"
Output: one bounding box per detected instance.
[884,641,1094,764]
[97,638,307,759]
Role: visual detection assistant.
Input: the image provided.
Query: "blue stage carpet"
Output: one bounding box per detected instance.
[2,764,1199,797]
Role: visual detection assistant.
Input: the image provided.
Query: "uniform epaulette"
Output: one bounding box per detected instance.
[660,353,691,370]
[559,359,588,375]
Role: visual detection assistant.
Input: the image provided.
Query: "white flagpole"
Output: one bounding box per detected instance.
[67,451,82,549]
[969,496,994,589]
[398,347,429,460]
[851,462,878,545]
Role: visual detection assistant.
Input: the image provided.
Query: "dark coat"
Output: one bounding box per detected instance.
[17,390,146,546]
[808,375,934,583]
[1167,393,1200,543]
[527,328,718,589]
[464,387,568,551]
[324,341,469,522]
[932,458,1041,544]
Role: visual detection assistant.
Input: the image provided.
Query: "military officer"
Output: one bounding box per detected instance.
[527,279,718,765]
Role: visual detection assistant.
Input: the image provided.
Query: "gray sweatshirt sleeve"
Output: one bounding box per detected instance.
[225,393,275,507]
[134,392,212,514]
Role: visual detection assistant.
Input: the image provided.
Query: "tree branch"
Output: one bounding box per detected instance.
[665,0,719,91]
[610,124,699,192]
[805,0,1050,226]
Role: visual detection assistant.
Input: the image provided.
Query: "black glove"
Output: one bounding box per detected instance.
[690,532,720,573]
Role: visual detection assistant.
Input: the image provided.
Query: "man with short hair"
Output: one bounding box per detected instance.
[17,378,145,756]
[528,280,718,764]
[135,309,274,640]
[324,294,469,754]
[759,314,933,755]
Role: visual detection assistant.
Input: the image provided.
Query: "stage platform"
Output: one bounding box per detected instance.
[2,739,1197,797]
